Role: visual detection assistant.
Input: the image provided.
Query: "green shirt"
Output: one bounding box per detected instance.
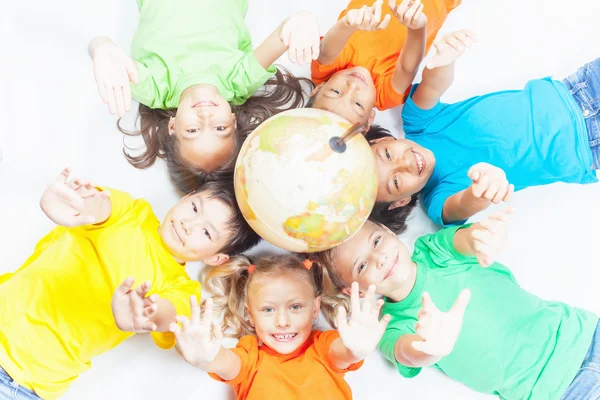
[130,0,276,109]
[378,225,597,400]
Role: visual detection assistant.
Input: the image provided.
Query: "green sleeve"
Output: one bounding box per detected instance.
[413,224,474,269]
[228,53,276,105]
[378,327,421,378]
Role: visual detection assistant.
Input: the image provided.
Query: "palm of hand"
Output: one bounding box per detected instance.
[339,312,382,360]
[179,323,222,366]
[429,42,461,68]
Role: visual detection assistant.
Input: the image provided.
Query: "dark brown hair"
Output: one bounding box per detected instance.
[118,67,315,193]
[202,254,349,337]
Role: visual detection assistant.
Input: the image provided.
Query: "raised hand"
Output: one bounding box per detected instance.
[467,162,514,205]
[344,0,392,32]
[40,167,109,227]
[91,40,138,117]
[472,208,514,267]
[411,289,470,356]
[388,0,427,30]
[426,29,478,69]
[280,12,321,65]
[170,297,223,369]
[336,283,391,361]
[111,277,159,333]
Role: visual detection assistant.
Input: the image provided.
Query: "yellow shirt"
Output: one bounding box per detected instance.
[0,189,201,400]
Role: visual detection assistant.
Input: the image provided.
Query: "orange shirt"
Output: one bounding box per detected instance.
[311,0,461,110]
[210,330,363,399]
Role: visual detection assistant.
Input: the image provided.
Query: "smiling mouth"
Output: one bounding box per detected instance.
[383,255,399,281]
[192,101,217,108]
[412,149,425,175]
[349,72,367,85]
[171,221,185,246]
[272,333,297,342]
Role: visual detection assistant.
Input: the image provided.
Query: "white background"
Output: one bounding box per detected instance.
[2,0,600,398]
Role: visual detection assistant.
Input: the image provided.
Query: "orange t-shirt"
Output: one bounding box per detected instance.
[209,330,363,399]
[311,0,461,110]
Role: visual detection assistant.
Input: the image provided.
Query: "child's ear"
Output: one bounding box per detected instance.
[312,296,322,319]
[368,136,395,145]
[231,113,237,129]
[388,198,412,210]
[309,83,326,98]
[365,109,377,130]
[168,117,176,136]
[245,303,254,326]
[341,286,365,298]
[204,253,230,266]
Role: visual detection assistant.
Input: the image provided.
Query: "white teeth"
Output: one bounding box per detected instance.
[415,153,423,174]
[274,334,295,339]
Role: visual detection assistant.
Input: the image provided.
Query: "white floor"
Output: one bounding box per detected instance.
[2,0,600,398]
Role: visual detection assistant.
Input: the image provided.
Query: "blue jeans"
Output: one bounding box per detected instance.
[562,320,600,399]
[562,57,600,170]
[0,368,41,400]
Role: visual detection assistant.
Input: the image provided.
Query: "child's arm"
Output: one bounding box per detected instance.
[40,167,112,227]
[453,207,514,267]
[88,36,139,117]
[317,0,391,66]
[253,12,320,68]
[388,0,428,95]
[170,297,241,381]
[442,163,513,225]
[394,289,470,367]
[111,277,178,332]
[411,30,478,110]
[329,283,391,369]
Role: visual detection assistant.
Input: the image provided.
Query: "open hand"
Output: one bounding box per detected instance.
[411,289,470,356]
[170,297,223,368]
[389,0,427,30]
[426,29,478,69]
[111,277,159,333]
[472,207,513,267]
[336,283,391,361]
[280,12,320,65]
[92,41,138,117]
[467,162,514,204]
[40,167,109,227]
[344,0,392,32]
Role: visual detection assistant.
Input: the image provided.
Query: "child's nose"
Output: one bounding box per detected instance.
[180,220,192,235]
[275,311,291,328]
[375,253,387,268]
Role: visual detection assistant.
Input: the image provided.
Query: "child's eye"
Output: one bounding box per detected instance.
[263,307,274,313]
[358,262,366,274]
[186,128,198,133]
[374,236,381,248]
[354,101,363,109]
[192,203,198,213]
[385,149,392,161]
[290,304,302,311]
[215,126,226,131]
[331,89,341,95]
[394,175,399,190]
[203,229,212,240]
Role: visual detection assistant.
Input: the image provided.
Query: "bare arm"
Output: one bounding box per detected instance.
[253,22,287,69]
[317,19,357,66]
[394,333,443,367]
[191,346,242,381]
[328,338,363,369]
[442,187,489,225]
[391,26,426,94]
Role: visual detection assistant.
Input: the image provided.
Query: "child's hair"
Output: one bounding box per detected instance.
[200,179,261,255]
[202,254,348,338]
[365,124,419,234]
[118,67,315,193]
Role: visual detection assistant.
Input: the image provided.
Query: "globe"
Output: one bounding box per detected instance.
[233,108,378,253]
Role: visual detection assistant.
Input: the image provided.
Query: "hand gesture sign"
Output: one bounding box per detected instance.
[345,0,392,32]
[467,163,514,204]
[426,29,478,69]
[412,289,470,356]
[170,297,223,369]
[92,42,139,117]
[336,283,391,361]
[280,12,321,65]
[40,167,109,227]
[388,0,427,30]
[472,208,514,267]
[111,277,159,333]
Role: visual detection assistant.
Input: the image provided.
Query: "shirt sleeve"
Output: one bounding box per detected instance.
[77,187,136,232]
[208,335,259,387]
[313,330,364,373]
[422,184,468,227]
[378,326,421,378]
[413,224,473,269]
[375,72,410,110]
[310,57,343,85]
[150,277,202,349]
[402,83,447,134]
[227,53,276,106]
[130,62,162,108]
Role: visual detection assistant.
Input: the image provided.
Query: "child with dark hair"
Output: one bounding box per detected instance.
[88,0,319,191]
[0,168,260,400]
[368,28,600,230]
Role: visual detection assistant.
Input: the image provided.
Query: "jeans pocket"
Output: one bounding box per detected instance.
[562,365,600,400]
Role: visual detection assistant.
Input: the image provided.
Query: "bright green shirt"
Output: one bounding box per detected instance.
[130,0,276,109]
[378,225,597,400]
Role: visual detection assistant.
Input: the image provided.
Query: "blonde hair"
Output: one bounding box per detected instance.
[201,254,349,338]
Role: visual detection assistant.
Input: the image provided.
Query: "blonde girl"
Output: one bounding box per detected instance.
[170,254,391,399]
[88,0,319,191]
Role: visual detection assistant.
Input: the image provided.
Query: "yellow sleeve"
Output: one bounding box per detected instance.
[151,277,202,349]
[78,187,137,232]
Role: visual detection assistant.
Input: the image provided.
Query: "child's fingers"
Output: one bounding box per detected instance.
[55,167,71,184]
[467,166,481,182]
[450,289,471,317]
[70,215,97,226]
[350,281,361,312]
[491,181,509,204]
[106,87,117,115]
[471,229,491,245]
[395,0,410,17]
[115,277,135,296]
[335,306,349,331]
[403,0,421,22]
[126,58,139,85]
[362,8,373,26]
[483,180,500,201]
[379,314,392,331]
[287,47,299,65]
[303,48,312,65]
[462,29,479,43]
[503,184,514,203]
[176,315,190,330]
[477,254,493,267]
[142,303,158,318]
[377,14,392,30]
[411,340,431,354]
[139,320,157,332]
[280,24,291,47]
[169,322,181,335]
[135,280,152,298]
[114,87,126,118]
[421,292,435,313]
[200,297,211,326]
[411,4,424,25]
[371,298,384,316]
[454,31,475,49]
[122,84,132,113]
[445,35,466,53]
[212,322,223,340]
[362,284,376,313]
[372,0,383,22]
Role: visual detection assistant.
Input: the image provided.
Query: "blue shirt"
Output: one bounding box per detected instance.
[402,78,597,226]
